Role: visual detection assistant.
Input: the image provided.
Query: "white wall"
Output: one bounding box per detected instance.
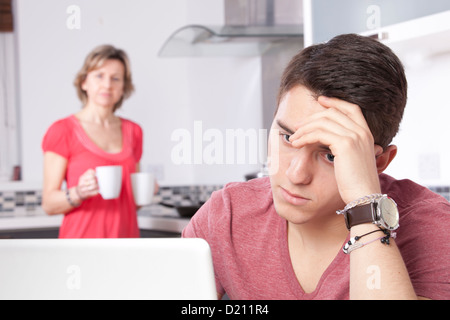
[14,0,264,186]
[384,52,450,185]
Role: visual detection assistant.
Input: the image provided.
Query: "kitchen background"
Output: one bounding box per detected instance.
[1,0,449,237]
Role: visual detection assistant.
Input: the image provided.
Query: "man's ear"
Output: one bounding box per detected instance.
[376,145,397,174]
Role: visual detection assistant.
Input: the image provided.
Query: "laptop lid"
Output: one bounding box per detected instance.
[0,238,217,300]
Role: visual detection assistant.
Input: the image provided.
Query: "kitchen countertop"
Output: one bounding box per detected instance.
[138,204,190,233]
[0,204,190,234]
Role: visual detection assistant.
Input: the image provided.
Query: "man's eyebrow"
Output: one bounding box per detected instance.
[319,145,332,153]
[276,120,295,135]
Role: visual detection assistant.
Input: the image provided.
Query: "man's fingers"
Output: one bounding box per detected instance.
[317,96,367,126]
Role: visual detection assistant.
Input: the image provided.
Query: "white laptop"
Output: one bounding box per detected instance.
[0,238,217,300]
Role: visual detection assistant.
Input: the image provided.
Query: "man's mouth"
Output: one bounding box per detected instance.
[280,187,310,206]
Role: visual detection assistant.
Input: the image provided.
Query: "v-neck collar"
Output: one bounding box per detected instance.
[279,216,349,298]
[69,114,130,161]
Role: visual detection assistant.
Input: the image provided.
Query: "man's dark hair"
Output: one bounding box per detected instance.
[277,33,407,149]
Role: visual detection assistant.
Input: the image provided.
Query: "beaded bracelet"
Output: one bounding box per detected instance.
[336,193,384,215]
[65,189,80,207]
[343,228,396,254]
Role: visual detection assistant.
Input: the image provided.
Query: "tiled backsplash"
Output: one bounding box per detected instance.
[154,185,223,206]
[1,184,448,217]
[0,190,43,217]
[0,185,223,218]
[428,186,450,201]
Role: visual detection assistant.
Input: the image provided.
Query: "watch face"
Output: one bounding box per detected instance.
[378,197,399,230]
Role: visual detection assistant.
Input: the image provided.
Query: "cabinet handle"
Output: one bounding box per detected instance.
[367,32,389,41]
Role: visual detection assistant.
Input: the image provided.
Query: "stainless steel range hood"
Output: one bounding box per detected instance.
[159,0,303,57]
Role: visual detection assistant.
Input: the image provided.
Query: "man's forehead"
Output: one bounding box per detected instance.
[276,86,325,123]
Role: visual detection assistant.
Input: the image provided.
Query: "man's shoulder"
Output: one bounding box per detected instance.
[222,176,272,195]
[217,177,273,207]
[201,177,275,224]
[183,177,276,239]
[380,173,449,211]
[380,173,450,237]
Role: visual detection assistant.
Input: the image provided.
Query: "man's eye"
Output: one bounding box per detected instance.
[325,153,335,162]
[281,134,291,143]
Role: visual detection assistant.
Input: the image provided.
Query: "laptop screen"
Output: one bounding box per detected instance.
[0,238,217,300]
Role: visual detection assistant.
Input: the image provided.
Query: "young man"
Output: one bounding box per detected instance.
[182,34,450,299]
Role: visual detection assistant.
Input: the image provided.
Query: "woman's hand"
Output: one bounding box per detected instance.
[76,169,99,200]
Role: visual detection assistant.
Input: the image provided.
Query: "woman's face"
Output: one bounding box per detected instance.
[81,59,125,109]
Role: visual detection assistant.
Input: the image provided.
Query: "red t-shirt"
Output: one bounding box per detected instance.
[182,174,450,299]
[42,115,143,238]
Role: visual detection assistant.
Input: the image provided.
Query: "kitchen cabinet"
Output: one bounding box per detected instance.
[360,10,450,61]
[0,205,189,239]
[0,228,59,239]
[139,229,181,238]
[304,0,450,46]
[0,229,180,239]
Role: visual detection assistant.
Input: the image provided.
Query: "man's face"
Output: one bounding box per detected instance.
[268,86,346,224]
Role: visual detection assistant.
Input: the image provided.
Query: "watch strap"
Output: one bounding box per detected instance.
[344,203,375,230]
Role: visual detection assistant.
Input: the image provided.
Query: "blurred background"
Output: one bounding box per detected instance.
[1,0,449,187]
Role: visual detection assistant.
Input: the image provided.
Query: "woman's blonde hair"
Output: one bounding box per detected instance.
[74,45,135,111]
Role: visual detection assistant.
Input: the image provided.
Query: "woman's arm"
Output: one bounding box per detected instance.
[42,151,75,215]
[42,152,99,214]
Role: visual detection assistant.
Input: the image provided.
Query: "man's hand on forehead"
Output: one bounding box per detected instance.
[288,96,383,205]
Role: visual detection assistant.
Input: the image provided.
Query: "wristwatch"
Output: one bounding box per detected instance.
[342,195,399,230]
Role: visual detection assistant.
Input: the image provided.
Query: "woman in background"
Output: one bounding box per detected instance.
[42,45,144,238]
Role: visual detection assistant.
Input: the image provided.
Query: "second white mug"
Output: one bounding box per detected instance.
[131,172,155,206]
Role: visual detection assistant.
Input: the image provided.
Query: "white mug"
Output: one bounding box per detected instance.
[131,172,155,206]
[95,165,122,200]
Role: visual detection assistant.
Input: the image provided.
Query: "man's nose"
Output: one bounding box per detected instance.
[285,149,313,185]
